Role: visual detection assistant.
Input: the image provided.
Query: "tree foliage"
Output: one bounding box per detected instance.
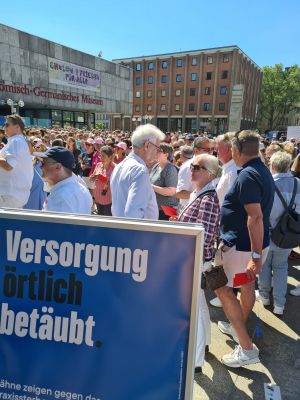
[257,64,300,131]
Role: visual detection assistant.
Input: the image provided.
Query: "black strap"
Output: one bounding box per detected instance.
[275,178,297,211]
[179,189,216,219]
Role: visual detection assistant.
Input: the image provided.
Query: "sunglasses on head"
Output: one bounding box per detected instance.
[86,143,94,146]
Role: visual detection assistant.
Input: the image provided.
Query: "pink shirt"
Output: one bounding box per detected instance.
[93,162,115,205]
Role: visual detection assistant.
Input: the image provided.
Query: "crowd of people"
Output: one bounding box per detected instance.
[1,114,300,373]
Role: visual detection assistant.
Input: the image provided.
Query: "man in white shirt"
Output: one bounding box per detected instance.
[176,137,214,210]
[40,147,92,214]
[0,114,33,208]
[210,132,239,308]
[110,124,165,219]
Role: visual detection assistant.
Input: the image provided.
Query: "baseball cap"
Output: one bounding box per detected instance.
[94,137,104,145]
[39,146,75,169]
[115,141,127,151]
[86,138,95,145]
[185,133,193,141]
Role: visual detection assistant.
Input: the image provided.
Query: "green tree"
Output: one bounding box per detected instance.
[257,64,300,131]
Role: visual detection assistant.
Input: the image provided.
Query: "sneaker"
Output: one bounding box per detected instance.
[217,321,239,343]
[273,305,284,315]
[222,344,260,368]
[209,297,223,308]
[255,290,270,306]
[290,285,300,296]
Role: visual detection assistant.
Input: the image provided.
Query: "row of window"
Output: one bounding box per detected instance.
[135,86,227,98]
[134,102,225,112]
[135,54,229,71]
[135,70,228,85]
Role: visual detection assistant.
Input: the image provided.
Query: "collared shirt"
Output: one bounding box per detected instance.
[110,152,158,219]
[178,181,220,261]
[220,157,275,251]
[43,175,92,214]
[0,134,33,206]
[216,159,238,206]
[176,157,195,208]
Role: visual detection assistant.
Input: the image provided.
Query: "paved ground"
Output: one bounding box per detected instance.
[193,256,300,400]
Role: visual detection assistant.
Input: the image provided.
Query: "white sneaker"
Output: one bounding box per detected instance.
[255,290,270,306]
[273,305,284,315]
[209,297,223,308]
[222,344,260,368]
[290,285,300,296]
[217,321,239,343]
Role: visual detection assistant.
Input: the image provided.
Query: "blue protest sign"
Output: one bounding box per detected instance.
[0,210,204,400]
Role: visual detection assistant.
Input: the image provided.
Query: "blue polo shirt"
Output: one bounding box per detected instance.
[220,157,275,251]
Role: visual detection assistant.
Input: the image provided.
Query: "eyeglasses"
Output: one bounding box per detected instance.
[148,141,163,153]
[173,146,180,149]
[190,163,209,172]
[40,159,58,166]
[85,143,94,147]
[195,146,213,153]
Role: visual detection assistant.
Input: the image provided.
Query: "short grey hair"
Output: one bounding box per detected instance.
[195,154,222,178]
[131,124,165,148]
[216,132,236,147]
[270,151,292,173]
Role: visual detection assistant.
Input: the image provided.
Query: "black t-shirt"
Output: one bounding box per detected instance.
[220,157,275,251]
[81,151,94,177]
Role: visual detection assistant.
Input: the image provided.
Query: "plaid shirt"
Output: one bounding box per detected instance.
[179,186,220,261]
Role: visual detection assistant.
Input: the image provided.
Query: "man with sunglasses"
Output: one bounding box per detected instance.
[111,124,165,219]
[0,114,33,208]
[214,130,274,368]
[176,136,213,210]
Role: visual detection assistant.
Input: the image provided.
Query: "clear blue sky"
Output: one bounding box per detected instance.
[1,0,299,67]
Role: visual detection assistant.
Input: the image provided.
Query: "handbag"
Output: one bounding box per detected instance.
[201,265,228,291]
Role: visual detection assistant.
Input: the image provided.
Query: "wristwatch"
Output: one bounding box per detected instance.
[251,252,261,260]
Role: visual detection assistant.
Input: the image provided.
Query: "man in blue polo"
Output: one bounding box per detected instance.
[214,130,274,368]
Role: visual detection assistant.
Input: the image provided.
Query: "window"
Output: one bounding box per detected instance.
[148,62,153,70]
[161,75,167,83]
[161,89,166,97]
[204,87,211,95]
[203,103,210,111]
[207,56,213,64]
[148,76,153,84]
[136,76,141,85]
[191,57,197,66]
[222,70,228,79]
[175,104,180,111]
[220,86,227,95]
[206,72,212,80]
[161,104,166,111]
[175,89,181,96]
[190,88,196,96]
[135,105,140,112]
[162,61,167,69]
[136,63,141,71]
[191,73,197,81]
[219,102,225,111]
[223,54,229,63]
[176,74,182,82]
[135,91,141,98]
[147,90,152,97]
[189,103,195,112]
[177,59,182,67]
[147,104,152,112]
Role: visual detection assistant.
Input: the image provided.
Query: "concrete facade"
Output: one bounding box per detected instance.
[0,24,133,128]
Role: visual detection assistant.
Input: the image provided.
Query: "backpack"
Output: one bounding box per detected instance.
[270,178,300,249]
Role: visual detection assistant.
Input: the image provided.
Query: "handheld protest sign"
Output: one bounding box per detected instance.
[0,209,204,400]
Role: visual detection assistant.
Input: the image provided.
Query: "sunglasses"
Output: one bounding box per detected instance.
[190,163,209,172]
[148,141,163,153]
[85,143,94,147]
[173,146,180,149]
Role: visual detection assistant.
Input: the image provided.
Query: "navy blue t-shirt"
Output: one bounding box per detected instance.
[220,157,275,251]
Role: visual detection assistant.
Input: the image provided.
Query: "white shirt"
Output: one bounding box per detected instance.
[110,152,158,219]
[216,159,238,206]
[43,175,92,214]
[0,134,33,206]
[176,157,195,208]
